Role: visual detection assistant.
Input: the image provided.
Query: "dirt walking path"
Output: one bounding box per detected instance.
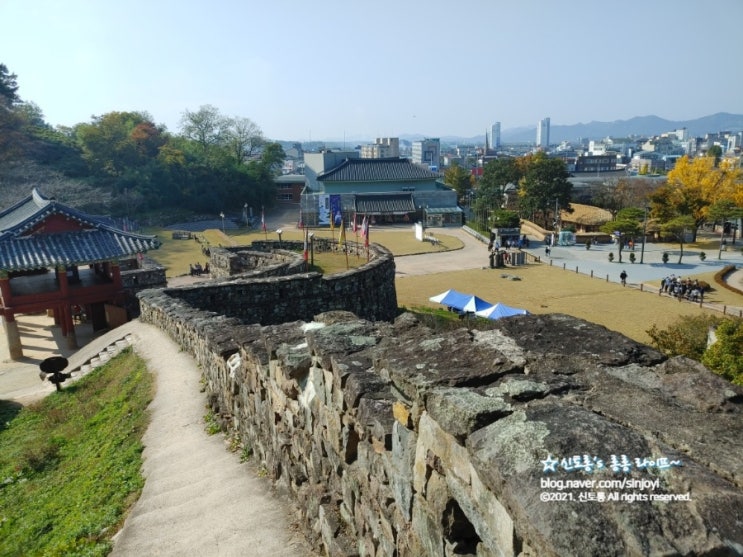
[110,321,313,556]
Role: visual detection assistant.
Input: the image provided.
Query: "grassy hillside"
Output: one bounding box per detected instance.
[0,349,153,556]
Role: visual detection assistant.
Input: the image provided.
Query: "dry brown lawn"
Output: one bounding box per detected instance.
[395,264,743,346]
[146,226,462,277]
[145,226,743,346]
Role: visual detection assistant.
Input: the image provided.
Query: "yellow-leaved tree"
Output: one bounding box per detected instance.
[652,155,741,242]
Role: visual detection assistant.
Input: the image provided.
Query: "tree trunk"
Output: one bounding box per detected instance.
[678,240,684,264]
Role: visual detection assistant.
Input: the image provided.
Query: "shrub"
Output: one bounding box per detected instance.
[646,314,719,360]
[662,252,669,264]
[647,315,743,386]
[702,319,743,386]
[629,252,636,264]
[699,251,706,261]
[608,252,614,262]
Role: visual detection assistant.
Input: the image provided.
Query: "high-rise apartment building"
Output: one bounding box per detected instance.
[412,138,441,170]
[537,117,550,150]
[490,122,501,150]
[360,137,400,159]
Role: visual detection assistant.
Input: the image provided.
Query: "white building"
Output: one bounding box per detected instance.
[537,117,550,149]
[412,138,441,170]
[360,137,400,159]
[490,122,501,150]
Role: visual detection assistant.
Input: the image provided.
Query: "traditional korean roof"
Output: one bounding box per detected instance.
[317,157,439,182]
[354,194,416,215]
[0,188,161,272]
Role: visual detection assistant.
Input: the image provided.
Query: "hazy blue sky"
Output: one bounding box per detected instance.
[2,0,742,141]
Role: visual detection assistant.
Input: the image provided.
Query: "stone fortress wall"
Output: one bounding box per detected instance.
[137,242,743,557]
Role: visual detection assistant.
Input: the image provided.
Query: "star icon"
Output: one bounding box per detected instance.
[541,454,558,473]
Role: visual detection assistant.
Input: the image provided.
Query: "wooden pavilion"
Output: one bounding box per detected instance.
[0,188,160,359]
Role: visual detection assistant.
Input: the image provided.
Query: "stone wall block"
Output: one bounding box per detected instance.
[391,421,417,521]
[357,396,395,444]
[411,493,445,557]
[426,387,513,442]
[344,372,390,410]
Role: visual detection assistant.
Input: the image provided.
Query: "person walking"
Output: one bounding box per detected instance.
[620,270,628,287]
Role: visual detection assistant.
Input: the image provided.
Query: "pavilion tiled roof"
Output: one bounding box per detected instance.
[317,157,439,182]
[0,188,161,272]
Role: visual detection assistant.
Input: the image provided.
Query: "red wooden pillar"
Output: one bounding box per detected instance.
[57,266,69,297]
[61,304,78,349]
[110,262,122,287]
[0,274,11,306]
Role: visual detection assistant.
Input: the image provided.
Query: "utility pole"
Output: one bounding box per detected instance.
[640,206,649,264]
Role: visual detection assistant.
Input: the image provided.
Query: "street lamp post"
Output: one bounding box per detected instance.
[276,228,283,249]
[219,212,225,233]
[640,206,649,264]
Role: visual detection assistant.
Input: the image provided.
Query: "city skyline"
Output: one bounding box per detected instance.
[2,0,742,142]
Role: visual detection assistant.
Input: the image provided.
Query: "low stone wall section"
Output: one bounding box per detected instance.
[121,262,166,318]
[139,242,396,326]
[136,299,743,556]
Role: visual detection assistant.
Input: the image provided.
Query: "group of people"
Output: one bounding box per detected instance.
[189,262,209,276]
[660,275,705,302]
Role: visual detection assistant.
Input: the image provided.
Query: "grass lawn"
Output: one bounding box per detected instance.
[0,348,153,556]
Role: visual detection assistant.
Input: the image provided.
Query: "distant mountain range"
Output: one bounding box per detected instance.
[397,112,743,146]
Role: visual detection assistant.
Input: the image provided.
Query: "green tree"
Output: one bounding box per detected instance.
[702,319,743,385]
[75,111,156,180]
[490,209,520,228]
[0,63,19,105]
[225,116,265,165]
[706,145,723,166]
[646,314,721,361]
[0,63,24,161]
[179,104,229,160]
[443,162,473,201]
[480,157,521,192]
[599,218,641,263]
[660,215,697,264]
[517,152,572,229]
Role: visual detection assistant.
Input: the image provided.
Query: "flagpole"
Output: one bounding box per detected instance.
[303,226,309,270]
[261,206,267,240]
[340,219,349,269]
[365,214,370,262]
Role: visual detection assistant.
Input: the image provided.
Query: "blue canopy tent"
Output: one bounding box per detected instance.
[475,302,529,320]
[461,295,493,313]
[429,289,470,310]
[430,290,492,313]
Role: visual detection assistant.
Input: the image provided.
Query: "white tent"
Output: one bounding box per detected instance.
[475,302,529,320]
